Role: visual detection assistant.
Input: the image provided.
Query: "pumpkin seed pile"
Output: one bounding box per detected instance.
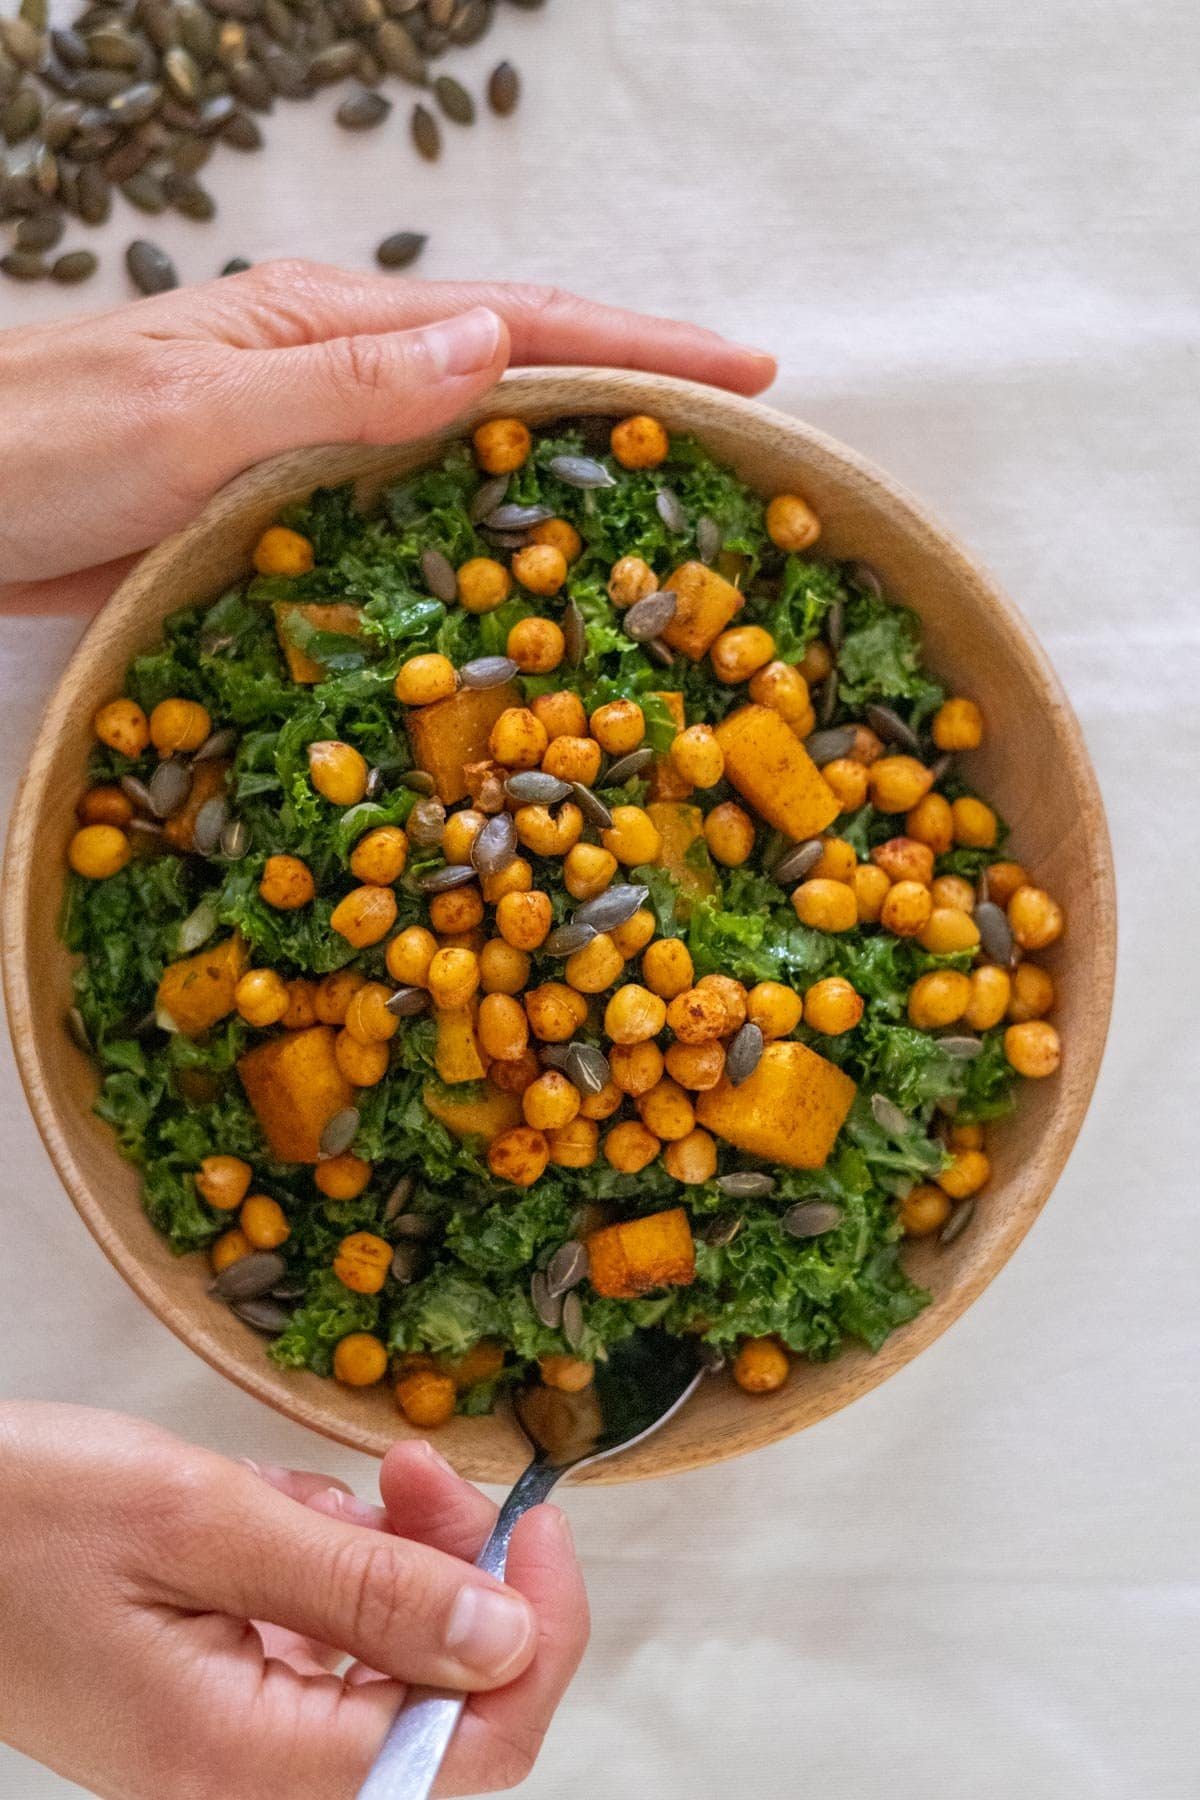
[1,0,532,287]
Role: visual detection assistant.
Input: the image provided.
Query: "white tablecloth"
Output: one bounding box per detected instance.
[3,2,1199,1795]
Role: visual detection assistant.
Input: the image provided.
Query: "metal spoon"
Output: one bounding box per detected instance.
[356,1330,705,1800]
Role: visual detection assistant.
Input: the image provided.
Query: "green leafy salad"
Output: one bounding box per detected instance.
[61,409,1065,1424]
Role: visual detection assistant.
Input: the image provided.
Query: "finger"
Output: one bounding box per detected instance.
[0,554,139,616]
[253,1621,345,1677]
[240,1459,355,1504]
[151,1459,538,1693]
[377,1441,497,1561]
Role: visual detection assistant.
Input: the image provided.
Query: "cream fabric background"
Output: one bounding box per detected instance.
[3,1,1199,1795]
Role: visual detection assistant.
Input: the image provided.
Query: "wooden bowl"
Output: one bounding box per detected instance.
[2,369,1115,1483]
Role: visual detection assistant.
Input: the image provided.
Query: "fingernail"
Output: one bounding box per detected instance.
[546,1505,574,1552]
[316,1487,388,1529]
[445,1584,534,1677]
[422,306,502,377]
[237,1457,262,1476]
[414,1439,455,1475]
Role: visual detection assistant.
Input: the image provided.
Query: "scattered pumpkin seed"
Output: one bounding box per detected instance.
[623,589,677,642]
[644,638,675,668]
[210,1250,287,1301]
[696,515,721,563]
[220,255,252,273]
[870,1093,911,1137]
[418,861,476,893]
[487,57,518,114]
[804,724,858,767]
[400,768,437,794]
[66,1006,91,1051]
[382,1172,415,1220]
[938,1034,985,1059]
[725,1021,763,1087]
[192,794,230,854]
[460,653,518,689]
[407,796,446,844]
[417,544,457,601]
[570,781,612,831]
[783,1201,843,1239]
[376,228,426,268]
[469,474,509,523]
[562,597,585,667]
[538,1043,572,1071]
[714,1170,776,1199]
[818,669,838,726]
[410,98,439,157]
[384,984,430,1017]
[118,774,154,813]
[826,598,845,655]
[865,702,921,754]
[193,726,238,762]
[547,452,615,490]
[602,747,655,786]
[543,920,597,958]
[432,70,472,121]
[470,809,517,875]
[771,838,823,884]
[231,1295,294,1333]
[975,900,1014,966]
[545,1239,587,1298]
[574,884,648,932]
[655,486,687,533]
[219,816,249,858]
[561,1288,585,1351]
[148,757,192,818]
[176,894,219,954]
[319,1106,360,1159]
[126,236,177,292]
[939,1199,977,1247]
[0,248,45,278]
[485,501,553,531]
[564,1041,609,1096]
[846,558,884,599]
[704,1212,743,1247]
[530,1268,563,1329]
[390,1242,422,1284]
[504,770,570,805]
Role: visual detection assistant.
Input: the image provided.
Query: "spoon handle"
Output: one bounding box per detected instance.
[355,1457,563,1800]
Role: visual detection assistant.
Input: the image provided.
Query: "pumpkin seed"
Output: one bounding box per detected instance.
[433,71,472,121]
[407,796,445,844]
[66,1006,91,1052]
[41,98,83,150]
[562,597,585,667]
[487,57,518,113]
[564,1041,609,1096]
[939,1199,976,1247]
[87,24,143,68]
[51,26,90,67]
[450,0,491,44]
[725,1021,764,1087]
[704,1212,743,1248]
[470,809,517,875]
[865,703,921,754]
[363,763,385,799]
[975,900,1014,965]
[108,80,163,125]
[846,558,883,599]
[938,1034,984,1059]
[409,546,457,604]
[374,17,426,80]
[783,1201,843,1239]
[460,654,518,689]
[410,98,439,156]
[504,769,570,805]
[388,1205,432,1238]
[560,1288,585,1350]
[221,255,252,273]
[118,774,154,813]
[771,838,822,884]
[543,921,596,958]
[176,894,219,953]
[2,86,40,144]
[715,1170,776,1199]
[547,452,614,490]
[222,107,262,147]
[384,984,430,1017]
[126,236,177,291]
[193,726,237,762]
[569,781,612,831]
[655,486,687,533]
[574,884,648,932]
[211,1249,287,1300]
[870,1093,910,1138]
[400,768,436,794]
[308,38,360,81]
[469,474,509,523]
[230,59,273,106]
[480,527,527,551]
[14,210,63,249]
[18,0,46,25]
[927,752,954,783]
[390,1242,421,1284]
[231,1295,294,1333]
[818,669,838,726]
[376,227,426,267]
[602,747,655,786]
[269,1279,307,1301]
[530,1268,563,1330]
[192,794,230,854]
[128,817,165,840]
[148,757,192,818]
[319,1106,360,1158]
[219,816,249,858]
[538,1043,572,1071]
[75,163,111,222]
[164,169,215,217]
[545,1239,587,1298]
[623,589,677,641]
[103,135,153,181]
[0,17,43,67]
[121,168,167,211]
[804,724,857,766]
[262,44,311,96]
[826,598,845,655]
[418,861,477,894]
[645,638,675,668]
[382,1171,414,1218]
[697,1341,727,1373]
[485,501,553,531]
[696,515,721,563]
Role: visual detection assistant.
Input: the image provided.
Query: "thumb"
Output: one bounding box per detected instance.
[211,304,509,469]
[167,1460,536,1692]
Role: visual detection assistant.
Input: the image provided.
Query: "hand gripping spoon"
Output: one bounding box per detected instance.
[356,1330,705,1800]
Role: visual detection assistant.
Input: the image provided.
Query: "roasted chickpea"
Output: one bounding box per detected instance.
[937,1150,990,1200]
[512,542,567,596]
[440,1340,507,1390]
[609,907,657,958]
[932,696,984,751]
[695,974,748,1034]
[489,706,549,770]
[330,1230,391,1294]
[590,699,645,756]
[607,554,658,608]
[489,1048,542,1094]
[473,416,530,474]
[439,928,486,955]
[983,861,1029,907]
[930,874,975,913]
[426,946,481,1009]
[234,968,289,1028]
[149,697,210,755]
[539,1355,595,1393]
[515,801,583,859]
[565,932,625,994]
[76,784,134,828]
[523,1070,581,1131]
[793,877,857,933]
[951,796,998,849]
[393,653,455,707]
[396,1368,457,1428]
[525,981,586,1042]
[811,837,858,883]
[384,924,437,989]
[314,968,366,1024]
[963,965,1011,1032]
[308,739,368,806]
[703,801,755,867]
[880,879,933,938]
[456,555,512,613]
[93,696,150,759]
[665,1039,726,1090]
[240,1193,290,1250]
[822,758,870,812]
[478,937,531,997]
[907,969,971,1029]
[488,1124,550,1187]
[1004,1019,1061,1077]
[67,823,131,880]
[496,888,553,951]
[546,1116,599,1168]
[428,886,484,936]
[711,626,776,685]
[600,804,661,868]
[917,907,980,956]
[579,1078,624,1120]
[804,977,863,1035]
[603,1118,661,1174]
[257,853,313,912]
[1007,885,1064,951]
[947,1121,984,1151]
[343,982,400,1047]
[872,836,935,887]
[637,1078,695,1142]
[210,1227,252,1273]
[605,983,668,1045]
[478,992,530,1065]
[664,1127,718,1184]
[431,812,479,870]
[899,1185,951,1237]
[481,856,533,904]
[1008,962,1055,1022]
[642,937,694,1000]
[315,1152,373,1200]
[531,689,588,740]
[665,987,727,1045]
[253,524,313,577]
[507,616,566,672]
[333,1332,388,1387]
[608,1040,665,1096]
[863,749,933,812]
[746,980,803,1039]
[611,413,670,468]
[905,793,954,855]
[669,724,724,788]
[765,493,821,552]
[196,1155,252,1212]
[529,517,582,562]
[542,735,603,785]
[851,862,891,924]
[797,641,833,686]
[330,883,397,948]
[732,1338,790,1393]
[335,1027,391,1086]
[748,660,810,727]
[344,826,405,889]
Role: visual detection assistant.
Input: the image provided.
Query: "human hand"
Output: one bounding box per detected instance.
[0,264,775,610]
[0,1402,588,1798]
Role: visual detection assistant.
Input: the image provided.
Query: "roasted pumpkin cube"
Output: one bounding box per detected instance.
[645,801,718,917]
[156,935,247,1037]
[162,758,229,854]
[714,704,841,841]
[586,1207,696,1299]
[273,602,363,684]
[423,1080,522,1141]
[406,682,521,805]
[696,1040,856,1169]
[433,1006,487,1085]
[237,1024,355,1163]
[660,561,744,660]
[647,691,693,802]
